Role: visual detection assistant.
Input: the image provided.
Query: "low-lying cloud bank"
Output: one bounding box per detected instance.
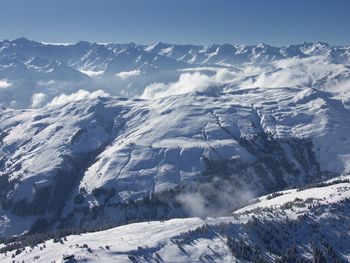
[48,90,109,107]
[141,68,238,99]
[80,69,105,77]
[141,56,350,99]
[31,93,48,108]
[115,70,141,80]
[30,90,109,108]
[3,56,350,109]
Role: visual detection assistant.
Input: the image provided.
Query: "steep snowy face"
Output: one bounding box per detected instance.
[0,85,350,236]
[1,176,349,263]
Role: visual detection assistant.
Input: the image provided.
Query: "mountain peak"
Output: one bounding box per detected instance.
[11,37,33,44]
[76,40,91,47]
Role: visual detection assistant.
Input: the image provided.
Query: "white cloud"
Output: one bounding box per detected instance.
[143,57,350,101]
[141,59,334,100]
[141,72,214,99]
[0,79,12,89]
[141,69,238,99]
[238,56,348,91]
[115,70,141,80]
[176,192,208,217]
[80,70,105,77]
[31,93,47,108]
[48,90,109,106]
[176,179,256,217]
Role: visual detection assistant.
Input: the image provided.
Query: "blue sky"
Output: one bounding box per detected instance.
[1,0,349,45]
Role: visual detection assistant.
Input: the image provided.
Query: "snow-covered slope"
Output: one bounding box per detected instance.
[1,39,350,261]
[1,176,349,262]
[1,84,350,236]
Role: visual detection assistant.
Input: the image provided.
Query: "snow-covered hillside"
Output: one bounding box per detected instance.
[1,38,350,262]
[1,83,350,237]
[1,176,349,262]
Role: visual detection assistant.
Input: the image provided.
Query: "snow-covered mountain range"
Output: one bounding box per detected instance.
[1,38,350,262]
[1,38,350,108]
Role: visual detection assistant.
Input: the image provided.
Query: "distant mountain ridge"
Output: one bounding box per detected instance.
[0,37,350,108]
[1,38,350,69]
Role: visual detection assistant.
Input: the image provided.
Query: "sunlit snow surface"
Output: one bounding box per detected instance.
[1,176,349,262]
[1,83,350,236]
[1,39,350,261]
